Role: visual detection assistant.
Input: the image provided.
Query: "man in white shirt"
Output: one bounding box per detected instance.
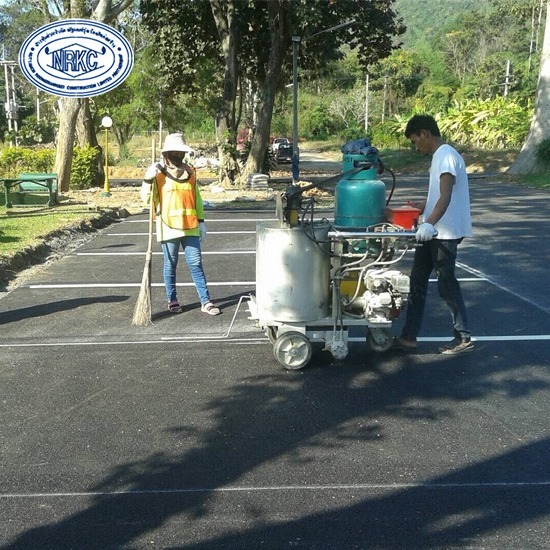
[395,115,473,354]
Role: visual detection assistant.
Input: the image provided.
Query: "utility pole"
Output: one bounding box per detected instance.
[504,60,511,97]
[364,73,369,133]
[1,59,19,144]
[382,75,388,122]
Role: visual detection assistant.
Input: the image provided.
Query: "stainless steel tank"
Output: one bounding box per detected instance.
[256,221,330,322]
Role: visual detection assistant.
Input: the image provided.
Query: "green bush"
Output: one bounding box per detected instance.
[71,145,100,189]
[438,97,530,149]
[370,118,411,149]
[0,147,55,177]
[7,117,56,145]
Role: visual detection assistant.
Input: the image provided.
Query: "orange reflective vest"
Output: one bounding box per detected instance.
[153,167,199,231]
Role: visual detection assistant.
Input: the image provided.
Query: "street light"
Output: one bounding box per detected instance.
[291,19,356,184]
[101,115,113,197]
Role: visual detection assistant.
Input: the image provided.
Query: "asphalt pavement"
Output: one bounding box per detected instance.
[0,174,549,549]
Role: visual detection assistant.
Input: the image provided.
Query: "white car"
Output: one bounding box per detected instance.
[271,137,290,152]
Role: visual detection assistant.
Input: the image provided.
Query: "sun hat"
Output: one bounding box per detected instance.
[161,133,194,153]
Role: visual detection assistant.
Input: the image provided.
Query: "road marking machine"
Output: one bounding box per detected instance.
[248,140,420,369]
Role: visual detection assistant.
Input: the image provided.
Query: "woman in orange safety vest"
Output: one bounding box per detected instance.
[141,133,220,315]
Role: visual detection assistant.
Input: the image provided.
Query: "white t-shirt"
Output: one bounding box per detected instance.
[424,144,472,239]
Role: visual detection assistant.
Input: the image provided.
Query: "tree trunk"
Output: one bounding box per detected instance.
[210,0,239,186]
[508,1,550,174]
[54,97,82,192]
[243,2,291,179]
[76,99,103,187]
[52,0,134,192]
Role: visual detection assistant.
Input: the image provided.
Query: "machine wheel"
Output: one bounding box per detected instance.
[273,331,312,370]
[366,328,393,353]
[266,326,278,344]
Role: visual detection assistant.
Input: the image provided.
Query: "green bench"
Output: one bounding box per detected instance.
[1,172,58,207]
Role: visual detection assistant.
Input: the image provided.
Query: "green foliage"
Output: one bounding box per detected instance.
[301,103,339,140]
[0,147,55,177]
[369,119,410,149]
[4,117,56,146]
[438,97,530,148]
[536,139,550,169]
[71,145,100,190]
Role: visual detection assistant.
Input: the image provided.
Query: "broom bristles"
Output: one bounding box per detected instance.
[132,252,152,326]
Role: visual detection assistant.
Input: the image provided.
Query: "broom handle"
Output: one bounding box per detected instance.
[146,183,155,254]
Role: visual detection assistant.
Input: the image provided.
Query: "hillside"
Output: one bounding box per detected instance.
[394,0,492,46]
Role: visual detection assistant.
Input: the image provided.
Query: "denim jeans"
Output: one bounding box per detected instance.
[401,239,470,341]
[161,236,211,305]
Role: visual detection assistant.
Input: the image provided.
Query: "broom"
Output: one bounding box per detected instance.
[132,187,155,326]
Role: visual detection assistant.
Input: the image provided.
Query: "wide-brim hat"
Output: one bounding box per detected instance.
[161,133,194,153]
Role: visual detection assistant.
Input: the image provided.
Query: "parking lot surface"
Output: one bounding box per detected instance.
[0,176,549,549]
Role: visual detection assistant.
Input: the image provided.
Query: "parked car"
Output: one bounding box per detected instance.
[275,142,293,164]
[271,137,290,153]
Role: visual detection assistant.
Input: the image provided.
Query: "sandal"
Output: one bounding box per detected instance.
[168,301,183,314]
[201,302,221,316]
[439,338,474,354]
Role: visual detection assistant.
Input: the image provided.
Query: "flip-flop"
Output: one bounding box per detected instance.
[168,301,182,314]
[201,302,221,316]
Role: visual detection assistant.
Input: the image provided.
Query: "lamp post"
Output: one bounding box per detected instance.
[101,115,113,197]
[291,19,356,185]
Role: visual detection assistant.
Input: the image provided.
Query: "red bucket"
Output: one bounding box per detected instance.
[386,205,420,229]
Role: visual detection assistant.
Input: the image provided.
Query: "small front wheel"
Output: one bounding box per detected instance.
[273,331,312,370]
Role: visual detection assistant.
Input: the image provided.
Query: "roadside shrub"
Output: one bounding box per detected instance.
[370,118,410,149]
[0,147,55,176]
[438,97,530,148]
[71,145,100,189]
[15,117,56,145]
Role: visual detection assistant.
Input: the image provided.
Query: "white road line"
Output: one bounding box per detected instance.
[26,278,484,289]
[348,335,550,343]
[27,278,482,289]
[75,251,255,256]
[126,218,278,223]
[28,282,255,288]
[1,335,550,349]
[458,261,550,315]
[2,480,550,499]
[0,338,270,348]
[108,231,257,236]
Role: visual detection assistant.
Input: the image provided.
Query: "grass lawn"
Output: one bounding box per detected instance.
[0,203,105,259]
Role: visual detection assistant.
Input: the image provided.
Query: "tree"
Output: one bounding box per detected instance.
[52,0,135,192]
[508,0,550,174]
[140,0,405,183]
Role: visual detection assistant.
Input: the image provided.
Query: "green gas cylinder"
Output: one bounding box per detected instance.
[334,153,387,229]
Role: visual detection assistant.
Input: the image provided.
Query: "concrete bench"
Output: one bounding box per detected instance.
[1,172,58,207]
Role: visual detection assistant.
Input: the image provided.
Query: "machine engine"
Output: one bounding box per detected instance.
[345,269,410,323]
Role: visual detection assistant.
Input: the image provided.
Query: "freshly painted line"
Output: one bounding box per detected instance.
[458,261,550,315]
[75,251,255,256]
[107,231,257,236]
[0,338,270,348]
[127,218,277,223]
[28,282,255,288]
[429,277,486,282]
[26,278,482,289]
[2,480,550,499]
[348,335,550,343]
[2,335,550,349]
